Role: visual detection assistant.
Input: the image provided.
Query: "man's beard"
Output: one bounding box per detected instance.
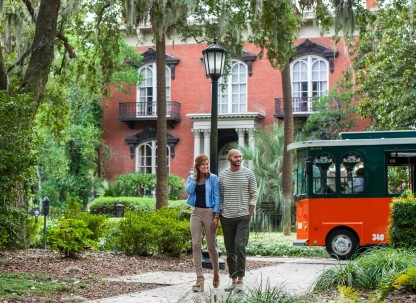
[230,159,241,167]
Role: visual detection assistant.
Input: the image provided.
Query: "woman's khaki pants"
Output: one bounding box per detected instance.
[190,207,219,278]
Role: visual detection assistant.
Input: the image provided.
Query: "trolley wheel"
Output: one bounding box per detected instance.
[326,229,359,260]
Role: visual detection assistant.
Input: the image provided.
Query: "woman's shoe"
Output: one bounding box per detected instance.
[192,277,204,292]
[213,272,220,288]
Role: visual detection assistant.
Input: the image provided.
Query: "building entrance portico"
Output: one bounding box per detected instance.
[187,112,265,172]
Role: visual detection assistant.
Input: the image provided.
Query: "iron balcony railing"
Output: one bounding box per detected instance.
[274,97,315,117]
[119,101,181,122]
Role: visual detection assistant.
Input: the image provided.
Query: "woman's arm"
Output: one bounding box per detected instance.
[185,175,197,194]
[211,175,221,214]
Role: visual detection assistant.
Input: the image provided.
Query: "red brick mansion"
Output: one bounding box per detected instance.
[101,2,376,181]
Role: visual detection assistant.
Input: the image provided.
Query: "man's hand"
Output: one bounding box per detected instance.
[249,205,255,216]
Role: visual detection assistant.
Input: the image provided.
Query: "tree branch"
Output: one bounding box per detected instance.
[56,33,77,58]
[7,47,32,74]
[95,2,111,36]
[22,0,36,22]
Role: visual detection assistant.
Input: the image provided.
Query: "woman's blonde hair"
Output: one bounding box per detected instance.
[194,154,210,181]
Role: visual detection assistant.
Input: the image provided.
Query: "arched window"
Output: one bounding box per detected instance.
[292,56,328,98]
[218,60,247,114]
[136,140,171,174]
[340,152,365,194]
[137,63,171,116]
[291,56,328,112]
[312,153,336,194]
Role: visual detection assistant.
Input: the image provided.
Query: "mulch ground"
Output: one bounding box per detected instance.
[0,249,276,303]
[0,249,415,303]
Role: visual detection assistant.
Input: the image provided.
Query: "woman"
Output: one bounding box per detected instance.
[186,154,221,292]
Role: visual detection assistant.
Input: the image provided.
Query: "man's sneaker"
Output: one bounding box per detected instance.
[224,284,237,292]
[234,283,244,293]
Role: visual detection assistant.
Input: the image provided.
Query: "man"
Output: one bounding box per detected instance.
[219,148,258,292]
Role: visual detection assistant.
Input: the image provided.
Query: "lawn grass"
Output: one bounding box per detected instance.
[216,232,329,258]
[0,272,68,300]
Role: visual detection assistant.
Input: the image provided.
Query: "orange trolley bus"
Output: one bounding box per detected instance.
[288,130,416,259]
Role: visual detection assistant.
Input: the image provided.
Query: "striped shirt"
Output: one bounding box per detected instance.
[219,167,258,218]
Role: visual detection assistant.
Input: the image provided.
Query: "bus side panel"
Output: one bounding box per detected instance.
[296,198,391,247]
[295,199,309,243]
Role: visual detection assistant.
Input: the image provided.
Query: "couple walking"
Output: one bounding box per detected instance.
[186,149,258,293]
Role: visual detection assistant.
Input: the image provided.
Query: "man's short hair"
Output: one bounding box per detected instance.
[228,149,241,158]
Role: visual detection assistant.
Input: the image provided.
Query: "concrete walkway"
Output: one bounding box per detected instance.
[89,257,343,303]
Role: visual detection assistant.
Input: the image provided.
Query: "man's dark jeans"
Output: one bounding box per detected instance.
[220,214,250,279]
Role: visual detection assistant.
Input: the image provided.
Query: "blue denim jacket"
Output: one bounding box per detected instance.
[186,174,220,213]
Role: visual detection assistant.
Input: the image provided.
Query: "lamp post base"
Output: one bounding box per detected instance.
[201,247,226,270]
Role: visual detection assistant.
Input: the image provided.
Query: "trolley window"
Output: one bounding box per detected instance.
[312,153,336,194]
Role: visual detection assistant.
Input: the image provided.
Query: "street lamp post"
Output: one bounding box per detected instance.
[202,38,227,175]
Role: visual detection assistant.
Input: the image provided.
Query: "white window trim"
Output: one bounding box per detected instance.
[135,140,171,174]
[136,63,172,117]
[290,55,329,98]
[219,60,248,114]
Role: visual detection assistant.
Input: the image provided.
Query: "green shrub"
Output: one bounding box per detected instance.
[47,197,107,257]
[116,208,191,256]
[78,212,107,241]
[0,201,32,249]
[155,208,191,256]
[389,190,416,248]
[47,218,95,257]
[88,196,154,215]
[88,196,186,216]
[313,246,416,292]
[98,218,121,251]
[116,173,156,197]
[167,175,186,200]
[110,173,186,200]
[116,210,159,255]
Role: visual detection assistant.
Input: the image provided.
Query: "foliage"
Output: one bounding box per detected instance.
[194,283,296,303]
[115,208,191,256]
[35,88,105,209]
[0,199,34,249]
[334,286,363,303]
[313,246,416,292]
[389,190,416,247]
[47,196,107,257]
[248,0,300,70]
[239,124,284,217]
[88,196,186,215]
[107,173,186,200]
[98,217,121,251]
[301,76,357,140]
[1,0,141,212]
[153,208,191,256]
[47,218,95,258]
[376,267,416,302]
[353,0,416,129]
[0,92,38,207]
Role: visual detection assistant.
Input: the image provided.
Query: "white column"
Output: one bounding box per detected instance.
[248,128,255,150]
[203,129,211,157]
[192,129,201,160]
[236,128,246,148]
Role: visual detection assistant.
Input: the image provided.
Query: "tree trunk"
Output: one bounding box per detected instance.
[155,33,169,209]
[22,0,61,116]
[281,63,294,236]
[0,43,7,90]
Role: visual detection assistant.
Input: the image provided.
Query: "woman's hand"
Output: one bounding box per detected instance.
[211,217,219,230]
